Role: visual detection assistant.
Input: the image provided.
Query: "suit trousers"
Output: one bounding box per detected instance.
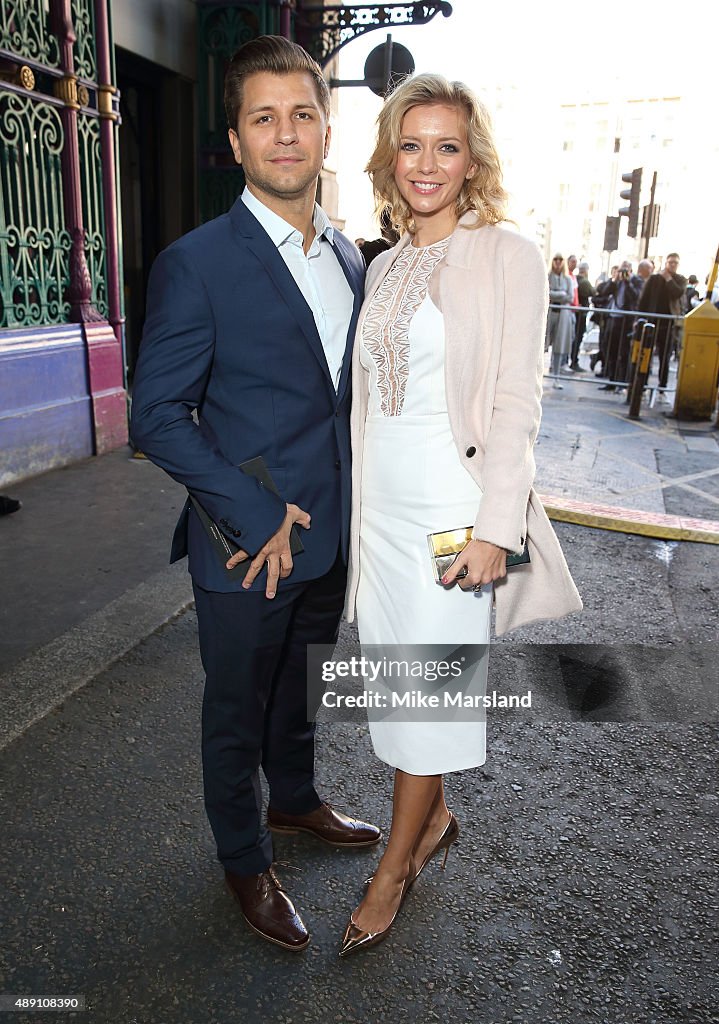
[650,318,674,389]
[570,311,587,366]
[193,548,346,876]
[603,316,632,383]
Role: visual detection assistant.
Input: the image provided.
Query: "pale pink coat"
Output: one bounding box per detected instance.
[345,213,583,636]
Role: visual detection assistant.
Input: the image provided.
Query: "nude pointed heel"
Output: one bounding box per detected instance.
[338,876,411,958]
[413,812,459,883]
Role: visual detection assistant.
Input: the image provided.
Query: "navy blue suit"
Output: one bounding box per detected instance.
[131,197,364,875]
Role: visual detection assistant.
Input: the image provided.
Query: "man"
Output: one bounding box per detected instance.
[131,36,378,952]
[637,252,687,392]
[569,261,595,371]
[637,258,654,283]
[685,274,702,310]
[566,254,579,305]
[589,265,618,373]
[597,259,642,391]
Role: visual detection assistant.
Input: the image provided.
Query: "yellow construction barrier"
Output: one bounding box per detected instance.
[674,247,719,420]
[673,300,719,420]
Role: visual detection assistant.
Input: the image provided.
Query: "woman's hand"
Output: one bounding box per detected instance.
[441,539,507,590]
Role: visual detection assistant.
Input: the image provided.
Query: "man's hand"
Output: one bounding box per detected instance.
[441,539,507,591]
[225,503,311,599]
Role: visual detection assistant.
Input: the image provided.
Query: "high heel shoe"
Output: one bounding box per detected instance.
[338,875,411,958]
[362,813,460,890]
[411,812,459,884]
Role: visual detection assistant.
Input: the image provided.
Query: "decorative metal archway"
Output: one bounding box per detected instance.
[295,2,453,67]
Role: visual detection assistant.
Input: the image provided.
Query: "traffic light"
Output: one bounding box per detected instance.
[619,168,642,238]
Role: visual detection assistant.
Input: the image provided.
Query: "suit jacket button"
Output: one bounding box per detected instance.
[466,446,477,457]
[220,518,228,526]
[232,529,241,537]
[335,460,341,470]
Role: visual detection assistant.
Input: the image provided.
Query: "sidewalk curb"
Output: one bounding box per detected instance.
[0,564,194,751]
[541,494,719,544]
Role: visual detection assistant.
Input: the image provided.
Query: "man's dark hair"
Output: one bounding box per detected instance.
[224,35,330,130]
[667,252,680,260]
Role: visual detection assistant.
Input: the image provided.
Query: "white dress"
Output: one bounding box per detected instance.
[356,238,492,776]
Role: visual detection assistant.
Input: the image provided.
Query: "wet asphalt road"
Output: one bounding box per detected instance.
[2,518,717,1024]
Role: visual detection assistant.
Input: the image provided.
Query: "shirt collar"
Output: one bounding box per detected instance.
[241,187,334,249]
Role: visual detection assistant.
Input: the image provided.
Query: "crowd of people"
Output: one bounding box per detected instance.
[544,250,701,397]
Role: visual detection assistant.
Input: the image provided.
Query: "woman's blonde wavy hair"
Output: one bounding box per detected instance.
[366,73,508,235]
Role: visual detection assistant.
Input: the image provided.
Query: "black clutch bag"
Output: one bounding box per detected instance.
[189,456,303,580]
[427,526,530,584]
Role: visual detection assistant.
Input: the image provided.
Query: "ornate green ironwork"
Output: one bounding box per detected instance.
[199,5,263,150]
[77,111,107,316]
[197,3,277,222]
[0,0,61,69]
[199,168,246,225]
[296,2,453,67]
[72,0,98,82]
[0,92,70,327]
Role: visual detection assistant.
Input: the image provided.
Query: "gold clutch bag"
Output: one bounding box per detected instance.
[427,526,530,584]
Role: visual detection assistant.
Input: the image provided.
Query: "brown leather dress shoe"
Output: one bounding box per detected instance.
[224,867,310,951]
[267,802,381,847]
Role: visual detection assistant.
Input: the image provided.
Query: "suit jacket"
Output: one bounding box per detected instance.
[638,272,687,318]
[130,197,365,592]
[345,212,582,636]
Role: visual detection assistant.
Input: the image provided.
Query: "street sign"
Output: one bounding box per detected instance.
[641,202,660,240]
[364,38,414,97]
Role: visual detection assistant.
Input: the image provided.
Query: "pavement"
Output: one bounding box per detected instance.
[1,364,717,1024]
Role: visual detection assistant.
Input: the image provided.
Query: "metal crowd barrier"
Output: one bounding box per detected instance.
[545,303,684,405]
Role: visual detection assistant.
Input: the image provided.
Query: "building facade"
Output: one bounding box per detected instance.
[1,0,449,487]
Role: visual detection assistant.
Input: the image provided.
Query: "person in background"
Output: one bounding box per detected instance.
[356,209,401,268]
[546,254,575,388]
[637,258,654,284]
[567,254,579,305]
[637,253,687,393]
[569,261,595,371]
[589,265,618,374]
[685,274,702,310]
[598,259,642,391]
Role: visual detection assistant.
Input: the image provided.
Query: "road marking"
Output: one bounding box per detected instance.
[540,494,719,544]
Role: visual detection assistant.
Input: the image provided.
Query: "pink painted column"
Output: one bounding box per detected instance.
[93,0,124,348]
[51,0,128,452]
[51,0,100,323]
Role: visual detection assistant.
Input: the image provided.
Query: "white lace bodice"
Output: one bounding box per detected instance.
[360,238,450,417]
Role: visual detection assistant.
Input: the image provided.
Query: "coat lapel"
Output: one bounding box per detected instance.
[229,198,333,388]
[431,215,498,447]
[331,233,364,404]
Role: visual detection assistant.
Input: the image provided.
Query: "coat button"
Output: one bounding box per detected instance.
[466,446,476,457]
[232,529,242,537]
[220,518,228,526]
[335,459,341,470]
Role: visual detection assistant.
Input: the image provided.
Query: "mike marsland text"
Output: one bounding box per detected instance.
[321,690,533,709]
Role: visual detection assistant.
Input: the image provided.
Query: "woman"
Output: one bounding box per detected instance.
[340,73,582,958]
[546,254,575,388]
